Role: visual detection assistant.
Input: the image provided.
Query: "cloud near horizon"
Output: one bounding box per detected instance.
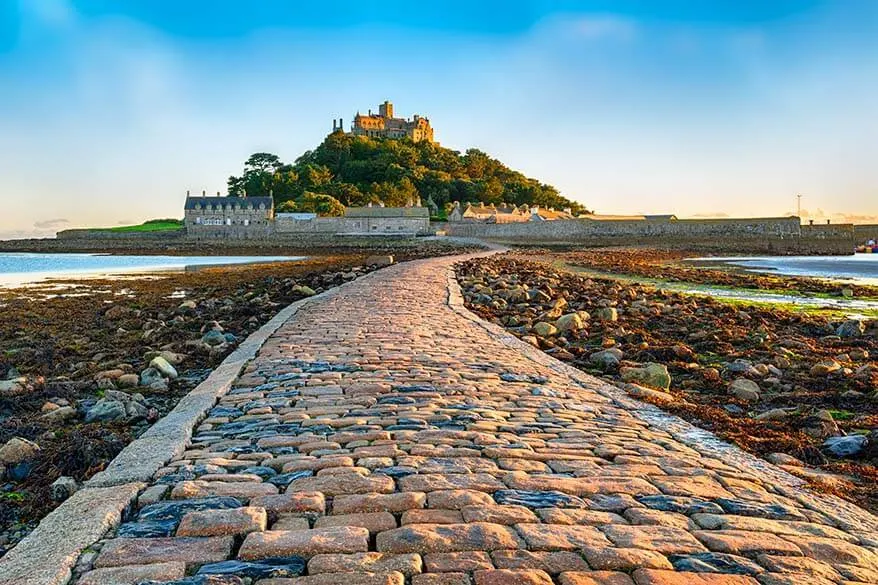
[33,218,70,229]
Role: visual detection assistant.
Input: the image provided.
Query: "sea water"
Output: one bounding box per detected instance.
[0,252,306,287]
[696,254,878,286]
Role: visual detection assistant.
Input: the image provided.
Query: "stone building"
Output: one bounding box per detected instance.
[338,100,436,143]
[184,194,274,239]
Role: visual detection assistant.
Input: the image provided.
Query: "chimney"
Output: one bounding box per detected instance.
[826,219,830,224]
[217,191,220,196]
[202,190,206,197]
[809,219,814,225]
[186,190,190,196]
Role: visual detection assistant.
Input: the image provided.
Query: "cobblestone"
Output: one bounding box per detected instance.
[62,255,878,585]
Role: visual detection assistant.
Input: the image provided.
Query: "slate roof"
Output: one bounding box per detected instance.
[184,196,274,211]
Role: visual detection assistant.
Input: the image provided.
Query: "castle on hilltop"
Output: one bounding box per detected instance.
[331,100,435,144]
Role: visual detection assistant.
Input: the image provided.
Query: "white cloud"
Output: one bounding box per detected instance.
[19,0,77,30]
[536,14,638,43]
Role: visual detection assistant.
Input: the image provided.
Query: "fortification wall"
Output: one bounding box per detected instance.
[854,224,878,244]
[275,216,430,236]
[441,217,854,255]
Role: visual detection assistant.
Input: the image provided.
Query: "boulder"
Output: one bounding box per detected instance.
[140,367,166,387]
[728,378,760,402]
[40,406,77,422]
[201,330,227,346]
[532,322,558,337]
[85,399,127,423]
[589,348,623,369]
[291,285,316,297]
[837,319,865,338]
[822,435,868,458]
[50,476,78,501]
[802,409,840,439]
[0,377,28,395]
[810,360,841,376]
[365,255,394,267]
[595,307,618,322]
[621,363,671,391]
[149,356,178,379]
[554,313,584,333]
[0,437,40,464]
[117,373,140,388]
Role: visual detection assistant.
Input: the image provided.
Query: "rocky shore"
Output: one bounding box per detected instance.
[0,242,482,554]
[457,253,878,512]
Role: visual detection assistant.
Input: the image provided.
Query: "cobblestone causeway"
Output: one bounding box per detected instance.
[70,255,878,585]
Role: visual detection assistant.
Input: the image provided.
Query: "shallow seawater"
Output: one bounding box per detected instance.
[693,254,878,286]
[0,252,307,287]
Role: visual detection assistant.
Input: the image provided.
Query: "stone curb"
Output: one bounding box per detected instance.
[0,483,144,585]
[444,260,878,533]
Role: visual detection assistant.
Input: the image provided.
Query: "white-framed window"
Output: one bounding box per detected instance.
[195,217,202,225]
[226,218,232,226]
[244,219,250,226]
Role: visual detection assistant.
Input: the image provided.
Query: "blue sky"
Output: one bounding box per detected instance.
[0,0,876,236]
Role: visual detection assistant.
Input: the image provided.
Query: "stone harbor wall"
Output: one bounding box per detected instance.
[853,224,878,244]
[441,217,855,255]
[0,233,444,254]
[56,229,188,241]
[274,215,430,236]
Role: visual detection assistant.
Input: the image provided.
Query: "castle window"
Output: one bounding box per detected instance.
[195,217,202,225]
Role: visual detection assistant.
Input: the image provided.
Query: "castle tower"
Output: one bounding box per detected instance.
[379,100,394,119]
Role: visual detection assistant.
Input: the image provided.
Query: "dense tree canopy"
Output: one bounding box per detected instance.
[228,133,589,215]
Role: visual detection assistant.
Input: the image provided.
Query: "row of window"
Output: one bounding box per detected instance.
[193,218,267,226]
[191,204,267,211]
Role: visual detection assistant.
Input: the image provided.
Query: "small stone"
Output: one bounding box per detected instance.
[292,285,317,297]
